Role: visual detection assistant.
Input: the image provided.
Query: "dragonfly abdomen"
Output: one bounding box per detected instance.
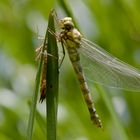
[67,47,102,128]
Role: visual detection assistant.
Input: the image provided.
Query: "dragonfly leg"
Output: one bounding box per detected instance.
[59,40,65,68]
[35,44,47,61]
[48,27,60,41]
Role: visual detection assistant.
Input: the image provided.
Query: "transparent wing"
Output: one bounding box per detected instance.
[79,38,140,91]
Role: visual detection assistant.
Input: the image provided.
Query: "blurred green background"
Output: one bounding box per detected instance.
[0,0,140,140]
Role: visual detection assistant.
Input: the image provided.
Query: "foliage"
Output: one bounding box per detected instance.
[0,0,140,140]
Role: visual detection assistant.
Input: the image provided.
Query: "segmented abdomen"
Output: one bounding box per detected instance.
[67,47,102,128]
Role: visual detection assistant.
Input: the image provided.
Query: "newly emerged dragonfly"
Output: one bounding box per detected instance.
[58,16,140,127]
[37,10,140,128]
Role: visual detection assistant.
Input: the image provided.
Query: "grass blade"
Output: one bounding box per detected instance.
[46,9,59,140]
[27,17,48,140]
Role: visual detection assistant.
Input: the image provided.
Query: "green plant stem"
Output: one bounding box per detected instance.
[46,9,59,140]
[27,15,48,140]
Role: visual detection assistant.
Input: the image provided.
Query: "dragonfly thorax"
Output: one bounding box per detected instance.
[60,28,82,47]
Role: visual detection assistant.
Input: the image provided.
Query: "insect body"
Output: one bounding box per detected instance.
[59,17,102,128]
[58,16,140,128]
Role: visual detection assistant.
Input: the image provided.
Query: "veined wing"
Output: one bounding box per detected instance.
[79,38,140,91]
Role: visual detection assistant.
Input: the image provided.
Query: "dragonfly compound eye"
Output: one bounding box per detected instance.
[59,17,74,30]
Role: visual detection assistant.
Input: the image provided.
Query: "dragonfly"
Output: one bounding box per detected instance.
[58,17,140,128]
[36,11,140,128]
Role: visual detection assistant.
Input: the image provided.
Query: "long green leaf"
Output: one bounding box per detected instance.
[46,9,59,140]
[27,16,48,140]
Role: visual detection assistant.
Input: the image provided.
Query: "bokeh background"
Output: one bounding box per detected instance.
[0,0,140,140]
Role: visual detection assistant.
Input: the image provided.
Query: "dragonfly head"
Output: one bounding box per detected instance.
[59,17,74,30]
